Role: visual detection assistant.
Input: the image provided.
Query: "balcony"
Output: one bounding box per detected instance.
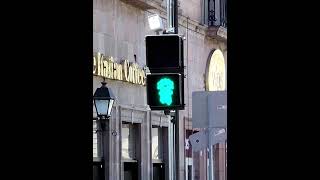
[203,0,227,41]
[119,0,182,14]
[119,0,157,10]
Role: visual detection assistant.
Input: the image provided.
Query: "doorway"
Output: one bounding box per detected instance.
[153,163,165,180]
[93,161,104,180]
[124,162,138,180]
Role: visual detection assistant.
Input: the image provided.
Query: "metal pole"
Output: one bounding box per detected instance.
[168,120,174,180]
[173,0,178,34]
[167,0,172,32]
[96,118,103,158]
[172,119,176,180]
[167,0,180,179]
[208,143,214,180]
[225,140,227,180]
[98,117,109,180]
[174,110,180,180]
[166,0,179,179]
[166,0,178,34]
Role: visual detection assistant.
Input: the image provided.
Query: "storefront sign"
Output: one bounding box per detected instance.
[205,49,226,91]
[93,52,146,86]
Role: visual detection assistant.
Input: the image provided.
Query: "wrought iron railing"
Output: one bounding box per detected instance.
[220,0,227,27]
[208,0,227,28]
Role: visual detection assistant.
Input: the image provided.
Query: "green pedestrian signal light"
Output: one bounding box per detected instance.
[146,74,184,110]
[156,78,174,106]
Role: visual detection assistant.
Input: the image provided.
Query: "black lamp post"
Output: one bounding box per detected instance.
[93,81,115,180]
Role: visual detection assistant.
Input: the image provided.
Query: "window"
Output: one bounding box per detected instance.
[153,163,165,180]
[152,126,165,180]
[122,123,137,160]
[122,122,139,180]
[152,126,163,160]
[93,162,104,180]
[124,162,138,180]
[202,0,227,27]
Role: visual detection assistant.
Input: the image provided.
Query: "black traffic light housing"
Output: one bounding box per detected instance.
[146,34,184,73]
[145,34,185,110]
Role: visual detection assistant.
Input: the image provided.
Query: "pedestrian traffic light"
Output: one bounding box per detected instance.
[146,73,184,110]
[145,34,185,110]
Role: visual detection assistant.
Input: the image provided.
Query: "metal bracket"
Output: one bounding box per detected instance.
[164,110,171,115]
[164,27,175,34]
[95,117,118,136]
[111,130,117,136]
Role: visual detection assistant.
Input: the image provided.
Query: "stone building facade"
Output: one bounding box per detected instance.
[93,0,227,180]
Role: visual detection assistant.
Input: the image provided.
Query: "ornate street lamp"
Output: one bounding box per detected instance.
[93,81,115,120]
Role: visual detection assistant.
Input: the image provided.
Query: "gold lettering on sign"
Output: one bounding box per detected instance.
[123,60,130,81]
[103,60,108,78]
[104,56,109,78]
[115,63,123,80]
[93,56,97,74]
[97,53,101,76]
[138,70,142,85]
[128,65,133,83]
[141,72,146,85]
[119,64,123,80]
[108,57,113,79]
[113,63,118,80]
[131,64,135,84]
[136,65,139,83]
[93,52,146,86]
[133,64,137,84]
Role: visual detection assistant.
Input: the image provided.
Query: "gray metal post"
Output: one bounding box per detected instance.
[166,0,178,34]
[96,119,103,158]
[174,110,180,180]
[172,119,176,180]
[172,1,180,178]
[168,120,174,180]
[97,117,109,180]
[166,0,180,179]
[225,140,227,180]
[167,0,172,32]
[208,143,215,180]
[165,110,176,180]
